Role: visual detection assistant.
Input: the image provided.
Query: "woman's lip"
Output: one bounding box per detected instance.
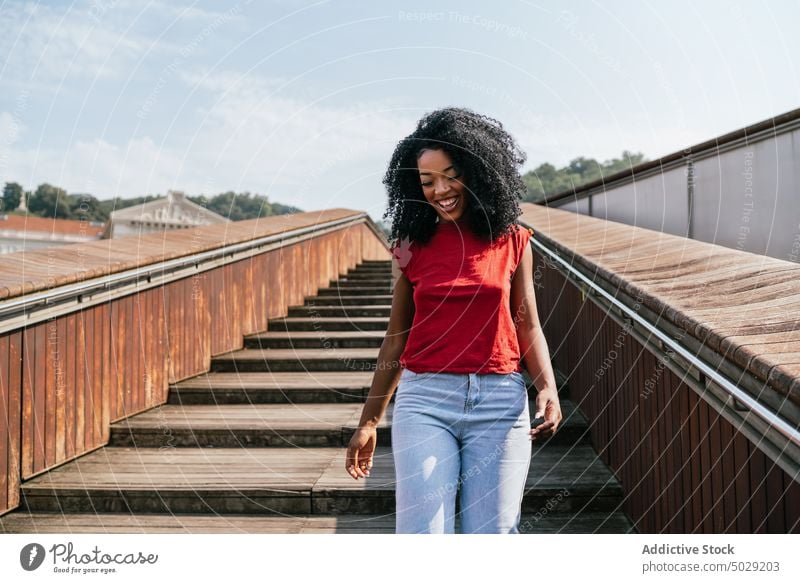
[435,195,459,210]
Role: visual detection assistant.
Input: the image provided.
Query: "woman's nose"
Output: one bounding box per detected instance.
[433,177,451,195]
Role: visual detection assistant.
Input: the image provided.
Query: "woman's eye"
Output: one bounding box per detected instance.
[420,173,459,187]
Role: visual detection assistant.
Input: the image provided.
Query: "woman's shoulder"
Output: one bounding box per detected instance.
[391,236,416,274]
[508,222,534,267]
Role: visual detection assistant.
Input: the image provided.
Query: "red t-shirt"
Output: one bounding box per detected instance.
[391,218,533,374]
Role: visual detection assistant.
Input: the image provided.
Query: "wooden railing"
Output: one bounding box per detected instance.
[0,209,389,515]
[520,202,800,533]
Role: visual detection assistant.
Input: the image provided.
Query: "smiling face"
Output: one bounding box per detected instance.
[417,148,469,223]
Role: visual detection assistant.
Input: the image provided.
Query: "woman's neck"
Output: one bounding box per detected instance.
[438,212,470,227]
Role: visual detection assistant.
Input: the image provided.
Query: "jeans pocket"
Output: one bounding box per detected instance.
[400,368,434,386]
[509,371,527,389]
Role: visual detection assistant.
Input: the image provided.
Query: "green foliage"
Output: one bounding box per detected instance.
[6,184,302,222]
[27,183,72,218]
[523,150,647,203]
[187,191,302,221]
[2,182,23,212]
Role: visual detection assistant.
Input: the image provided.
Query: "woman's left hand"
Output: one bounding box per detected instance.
[530,387,562,442]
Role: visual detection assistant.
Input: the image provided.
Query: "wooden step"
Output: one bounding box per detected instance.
[167,369,569,405]
[107,403,392,448]
[287,305,391,318]
[109,400,589,448]
[210,347,380,372]
[18,447,336,514]
[244,330,385,350]
[317,287,393,296]
[17,445,624,516]
[311,446,625,515]
[168,371,374,404]
[0,511,634,533]
[268,316,389,332]
[333,273,393,281]
[303,295,393,306]
[347,269,393,276]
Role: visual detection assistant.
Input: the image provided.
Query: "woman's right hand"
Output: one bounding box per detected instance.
[345,425,377,480]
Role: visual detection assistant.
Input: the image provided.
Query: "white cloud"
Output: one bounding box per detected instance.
[0,1,156,83]
[7,136,184,199]
[510,112,709,170]
[4,69,415,212]
[170,69,414,199]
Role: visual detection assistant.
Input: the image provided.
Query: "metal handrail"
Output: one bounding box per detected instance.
[528,233,800,449]
[0,213,369,318]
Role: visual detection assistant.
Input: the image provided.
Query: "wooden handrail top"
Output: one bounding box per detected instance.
[0,209,369,301]
[519,203,800,407]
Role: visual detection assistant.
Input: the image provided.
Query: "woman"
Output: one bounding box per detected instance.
[345,107,562,534]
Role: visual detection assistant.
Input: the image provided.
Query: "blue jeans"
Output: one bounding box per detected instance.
[391,368,532,534]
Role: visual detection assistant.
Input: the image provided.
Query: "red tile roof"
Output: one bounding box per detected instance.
[0,214,105,238]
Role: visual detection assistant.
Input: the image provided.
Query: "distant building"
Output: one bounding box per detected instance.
[0,214,105,254]
[103,190,229,239]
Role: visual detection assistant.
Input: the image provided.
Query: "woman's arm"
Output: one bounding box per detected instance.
[356,270,415,428]
[510,242,562,441]
[346,270,415,479]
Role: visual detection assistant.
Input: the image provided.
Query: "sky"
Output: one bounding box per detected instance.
[1,0,798,223]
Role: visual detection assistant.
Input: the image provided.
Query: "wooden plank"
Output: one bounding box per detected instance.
[33,322,46,475]
[45,318,55,469]
[0,210,365,301]
[720,413,737,532]
[733,423,751,532]
[7,332,21,509]
[175,280,183,381]
[786,472,800,533]
[55,315,66,464]
[146,288,154,406]
[75,310,85,454]
[647,344,658,533]
[700,398,713,533]
[101,302,110,442]
[125,293,133,416]
[83,308,94,452]
[688,390,702,532]
[157,288,167,402]
[663,373,676,533]
[765,460,785,533]
[749,441,767,533]
[708,404,723,531]
[65,314,75,460]
[633,333,643,530]
[653,349,665,532]
[173,371,373,389]
[0,334,9,512]
[133,291,141,413]
[21,326,34,478]
[165,283,174,383]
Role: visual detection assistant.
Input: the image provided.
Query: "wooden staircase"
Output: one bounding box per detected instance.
[0,260,635,533]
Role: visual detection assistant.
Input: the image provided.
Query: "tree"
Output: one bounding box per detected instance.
[69,193,106,222]
[191,191,301,221]
[2,182,23,212]
[28,183,73,218]
[522,151,647,203]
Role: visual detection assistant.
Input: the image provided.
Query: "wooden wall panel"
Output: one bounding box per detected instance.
[537,257,800,533]
[0,334,12,513]
[0,220,389,515]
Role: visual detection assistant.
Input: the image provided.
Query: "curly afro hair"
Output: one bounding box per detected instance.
[382,106,527,247]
